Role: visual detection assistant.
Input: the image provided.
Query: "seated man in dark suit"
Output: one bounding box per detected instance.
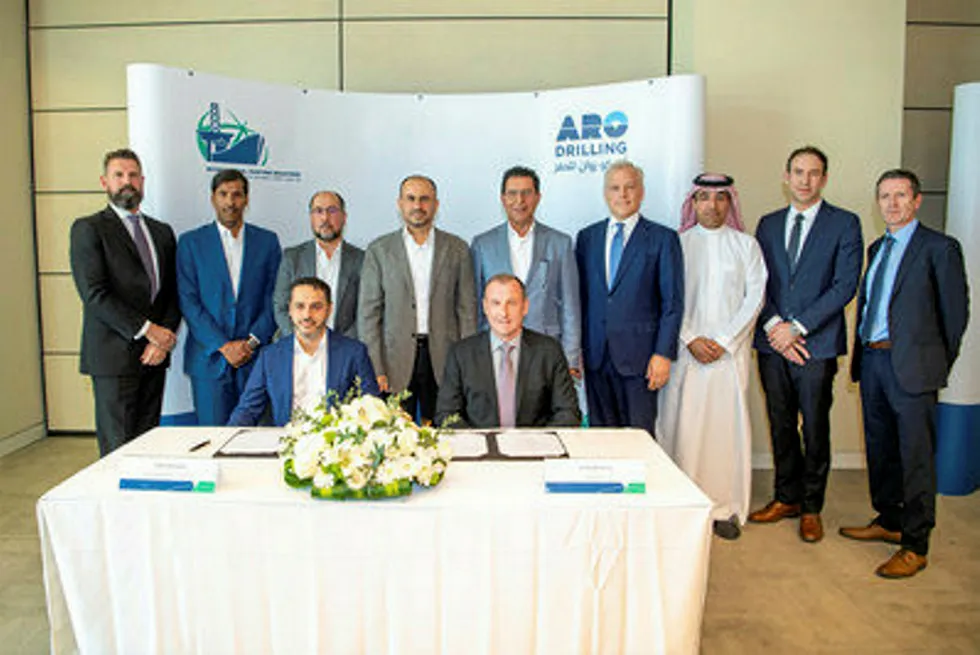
[435,273,581,428]
[228,277,379,426]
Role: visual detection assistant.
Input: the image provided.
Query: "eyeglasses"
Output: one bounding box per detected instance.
[310,206,343,216]
[504,189,537,200]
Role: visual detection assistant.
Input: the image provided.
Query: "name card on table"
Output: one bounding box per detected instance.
[119,456,219,493]
[544,459,646,494]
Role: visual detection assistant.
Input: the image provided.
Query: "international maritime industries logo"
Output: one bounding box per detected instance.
[196,102,269,166]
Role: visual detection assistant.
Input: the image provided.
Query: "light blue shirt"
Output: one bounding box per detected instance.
[860,219,918,342]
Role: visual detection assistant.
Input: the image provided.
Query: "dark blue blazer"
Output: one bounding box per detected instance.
[753,202,863,359]
[575,216,684,376]
[850,224,969,394]
[228,330,380,426]
[176,222,281,379]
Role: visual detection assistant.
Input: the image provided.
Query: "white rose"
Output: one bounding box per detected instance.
[346,467,368,490]
[313,469,335,490]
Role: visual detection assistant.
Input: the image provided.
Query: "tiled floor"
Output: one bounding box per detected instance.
[3,436,979,654]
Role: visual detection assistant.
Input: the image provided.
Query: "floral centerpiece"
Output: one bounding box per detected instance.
[280,390,453,500]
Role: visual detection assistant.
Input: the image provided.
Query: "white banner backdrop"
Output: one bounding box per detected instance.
[127,64,705,420]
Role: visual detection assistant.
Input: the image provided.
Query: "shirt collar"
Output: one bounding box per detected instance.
[507,220,535,242]
[293,330,328,358]
[609,213,639,232]
[109,203,140,220]
[489,329,522,352]
[402,226,434,249]
[216,221,243,241]
[886,218,918,246]
[790,199,823,222]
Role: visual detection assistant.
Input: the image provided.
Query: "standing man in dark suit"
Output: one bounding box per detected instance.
[575,160,684,435]
[358,175,477,424]
[748,146,863,544]
[435,274,581,428]
[176,169,281,425]
[272,190,364,339]
[69,148,181,456]
[840,170,969,579]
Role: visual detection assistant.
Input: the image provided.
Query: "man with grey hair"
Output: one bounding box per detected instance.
[575,160,684,436]
[273,190,364,339]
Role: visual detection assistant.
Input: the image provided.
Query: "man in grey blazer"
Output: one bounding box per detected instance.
[272,191,364,339]
[471,165,582,376]
[358,175,478,424]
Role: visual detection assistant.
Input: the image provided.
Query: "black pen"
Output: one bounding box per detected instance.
[188,439,211,453]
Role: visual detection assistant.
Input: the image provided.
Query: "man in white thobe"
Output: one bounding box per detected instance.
[658,173,767,540]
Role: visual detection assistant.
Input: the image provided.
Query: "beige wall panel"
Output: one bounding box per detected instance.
[31,23,339,110]
[43,355,94,431]
[30,0,338,26]
[345,20,667,93]
[40,275,83,354]
[908,0,980,23]
[35,193,106,273]
[905,26,980,108]
[674,0,906,458]
[346,1,666,18]
[33,111,127,191]
[1,0,45,441]
[902,110,952,191]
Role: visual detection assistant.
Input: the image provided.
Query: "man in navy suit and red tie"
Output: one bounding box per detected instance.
[575,160,684,435]
[840,170,968,579]
[70,149,181,456]
[748,146,863,544]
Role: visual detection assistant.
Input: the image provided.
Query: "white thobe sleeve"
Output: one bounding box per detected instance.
[712,239,768,353]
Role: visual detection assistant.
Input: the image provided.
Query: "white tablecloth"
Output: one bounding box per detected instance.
[38,428,712,655]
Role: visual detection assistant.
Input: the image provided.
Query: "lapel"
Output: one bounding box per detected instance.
[429,228,450,297]
[299,241,317,278]
[772,208,793,280]
[514,330,532,421]
[889,226,925,303]
[204,222,235,301]
[492,224,514,275]
[526,222,546,284]
[336,242,354,302]
[238,223,255,300]
[104,208,152,286]
[273,337,295,416]
[610,217,644,293]
[390,231,416,301]
[325,330,341,394]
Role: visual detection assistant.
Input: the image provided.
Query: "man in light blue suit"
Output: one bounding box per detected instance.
[471,165,582,376]
[575,160,684,435]
[229,277,379,426]
[177,169,282,425]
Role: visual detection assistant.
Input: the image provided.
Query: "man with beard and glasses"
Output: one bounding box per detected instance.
[358,175,477,424]
[69,148,181,456]
[272,190,364,339]
[177,169,281,426]
[229,277,378,426]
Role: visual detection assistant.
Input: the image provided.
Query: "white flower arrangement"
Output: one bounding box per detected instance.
[280,389,454,500]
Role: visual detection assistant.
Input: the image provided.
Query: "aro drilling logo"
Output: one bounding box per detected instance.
[555,110,629,159]
[196,102,269,166]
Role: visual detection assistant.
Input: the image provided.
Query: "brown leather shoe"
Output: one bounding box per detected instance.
[875,549,927,579]
[799,513,823,543]
[747,500,801,523]
[839,519,902,545]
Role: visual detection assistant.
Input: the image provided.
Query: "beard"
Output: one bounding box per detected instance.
[109,185,143,211]
[313,226,342,242]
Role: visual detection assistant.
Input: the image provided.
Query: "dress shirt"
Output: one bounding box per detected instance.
[217,222,244,299]
[763,200,824,335]
[490,330,523,387]
[293,332,328,414]
[402,227,435,335]
[860,220,918,342]
[110,203,160,340]
[605,213,640,285]
[315,242,343,330]
[508,221,535,283]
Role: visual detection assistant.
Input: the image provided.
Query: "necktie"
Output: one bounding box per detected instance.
[496,342,516,428]
[860,235,896,342]
[127,215,158,299]
[787,213,805,272]
[609,222,625,287]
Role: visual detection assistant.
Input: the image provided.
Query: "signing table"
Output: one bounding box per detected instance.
[38,428,712,654]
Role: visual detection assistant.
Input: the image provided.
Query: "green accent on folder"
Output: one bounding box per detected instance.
[624,483,646,494]
[193,481,216,493]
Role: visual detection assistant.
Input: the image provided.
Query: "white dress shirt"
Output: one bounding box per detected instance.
[402,228,435,335]
[605,213,640,285]
[315,242,343,330]
[293,332,328,414]
[508,221,535,284]
[216,222,244,299]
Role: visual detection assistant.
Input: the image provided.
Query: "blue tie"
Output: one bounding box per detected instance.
[860,235,896,342]
[787,213,804,273]
[609,222,625,287]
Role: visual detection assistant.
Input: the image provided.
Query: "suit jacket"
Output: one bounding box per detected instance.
[753,201,863,359]
[471,221,582,368]
[176,222,281,380]
[69,206,181,376]
[273,240,365,339]
[850,224,969,394]
[358,228,477,391]
[434,329,581,428]
[228,330,379,426]
[575,216,684,376]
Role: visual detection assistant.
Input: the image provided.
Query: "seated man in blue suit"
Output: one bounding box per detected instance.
[177,169,282,425]
[434,274,580,428]
[229,277,379,426]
